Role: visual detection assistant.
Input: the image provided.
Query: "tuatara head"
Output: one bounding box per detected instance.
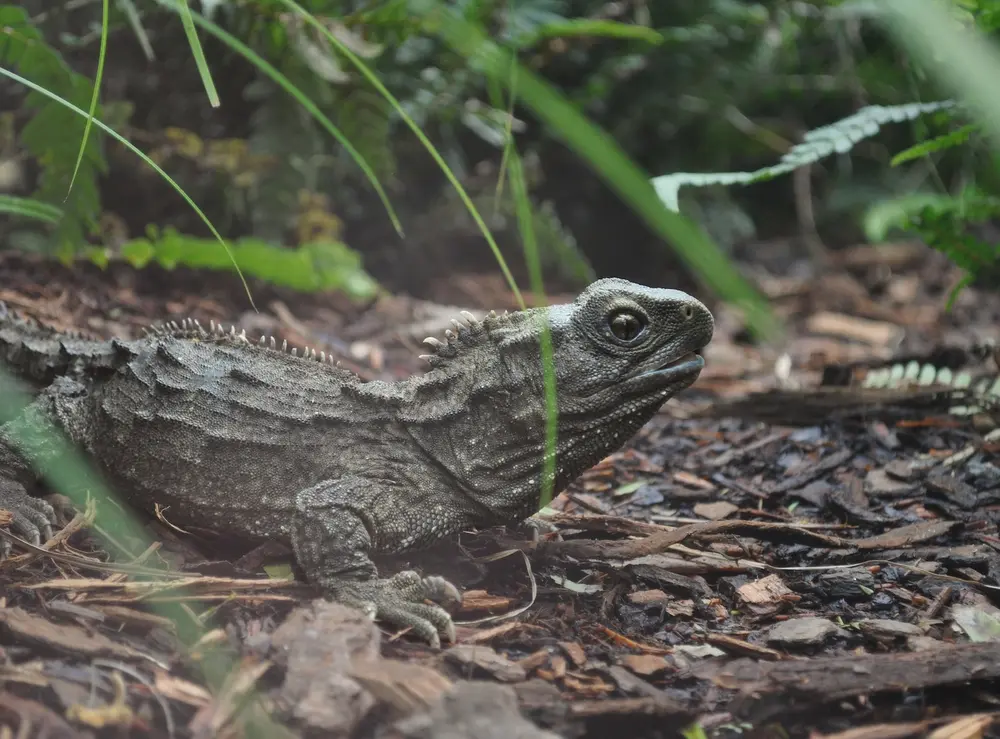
[407,278,713,512]
[550,277,713,405]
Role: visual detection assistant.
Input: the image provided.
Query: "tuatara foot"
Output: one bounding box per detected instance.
[0,478,56,557]
[334,571,462,649]
[518,515,561,542]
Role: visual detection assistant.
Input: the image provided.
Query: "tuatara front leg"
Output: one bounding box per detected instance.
[291,477,462,648]
[0,379,84,556]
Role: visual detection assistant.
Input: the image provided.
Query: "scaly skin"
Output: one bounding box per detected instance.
[0,279,713,646]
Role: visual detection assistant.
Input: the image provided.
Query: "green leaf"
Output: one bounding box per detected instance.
[891,124,978,166]
[681,723,709,739]
[868,185,1000,302]
[121,238,156,268]
[119,230,379,298]
[613,480,647,497]
[862,192,955,242]
[953,605,1000,642]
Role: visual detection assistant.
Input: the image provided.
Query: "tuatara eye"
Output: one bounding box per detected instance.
[608,310,645,342]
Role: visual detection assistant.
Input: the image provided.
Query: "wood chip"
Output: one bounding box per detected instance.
[736,574,793,616]
[854,520,957,550]
[456,621,521,644]
[666,599,695,618]
[629,589,669,606]
[0,606,151,661]
[455,590,514,614]
[536,655,567,682]
[806,311,902,346]
[444,645,527,683]
[693,501,739,520]
[673,471,715,491]
[814,720,933,739]
[620,654,669,677]
[154,671,213,707]
[705,633,785,660]
[349,658,452,715]
[927,713,997,739]
[515,648,551,672]
[558,641,586,667]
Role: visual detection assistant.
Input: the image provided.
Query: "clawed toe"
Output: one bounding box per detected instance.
[378,599,457,648]
[335,571,463,649]
[520,515,560,542]
[386,571,462,609]
[0,482,57,558]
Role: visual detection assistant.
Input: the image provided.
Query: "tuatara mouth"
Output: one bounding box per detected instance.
[641,352,705,383]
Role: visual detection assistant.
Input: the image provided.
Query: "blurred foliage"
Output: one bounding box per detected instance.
[0,5,106,258]
[4,0,1000,297]
[863,0,1000,303]
[110,225,378,296]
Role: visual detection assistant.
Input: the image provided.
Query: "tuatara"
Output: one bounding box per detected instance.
[0,278,713,646]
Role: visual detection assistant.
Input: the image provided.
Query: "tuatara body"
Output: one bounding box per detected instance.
[0,279,713,645]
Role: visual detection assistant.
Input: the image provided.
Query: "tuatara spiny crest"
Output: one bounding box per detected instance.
[0,278,713,646]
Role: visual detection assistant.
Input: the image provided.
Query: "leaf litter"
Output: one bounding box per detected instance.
[2,247,1000,737]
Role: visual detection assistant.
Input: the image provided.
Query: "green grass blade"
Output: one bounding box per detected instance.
[117,0,156,61]
[0,65,256,310]
[274,0,526,309]
[66,0,109,200]
[508,145,558,509]
[0,194,63,223]
[173,0,219,107]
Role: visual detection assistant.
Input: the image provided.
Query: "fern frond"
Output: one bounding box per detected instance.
[652,101,957,210]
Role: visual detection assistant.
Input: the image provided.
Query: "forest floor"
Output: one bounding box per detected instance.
[2,242,1000,739]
